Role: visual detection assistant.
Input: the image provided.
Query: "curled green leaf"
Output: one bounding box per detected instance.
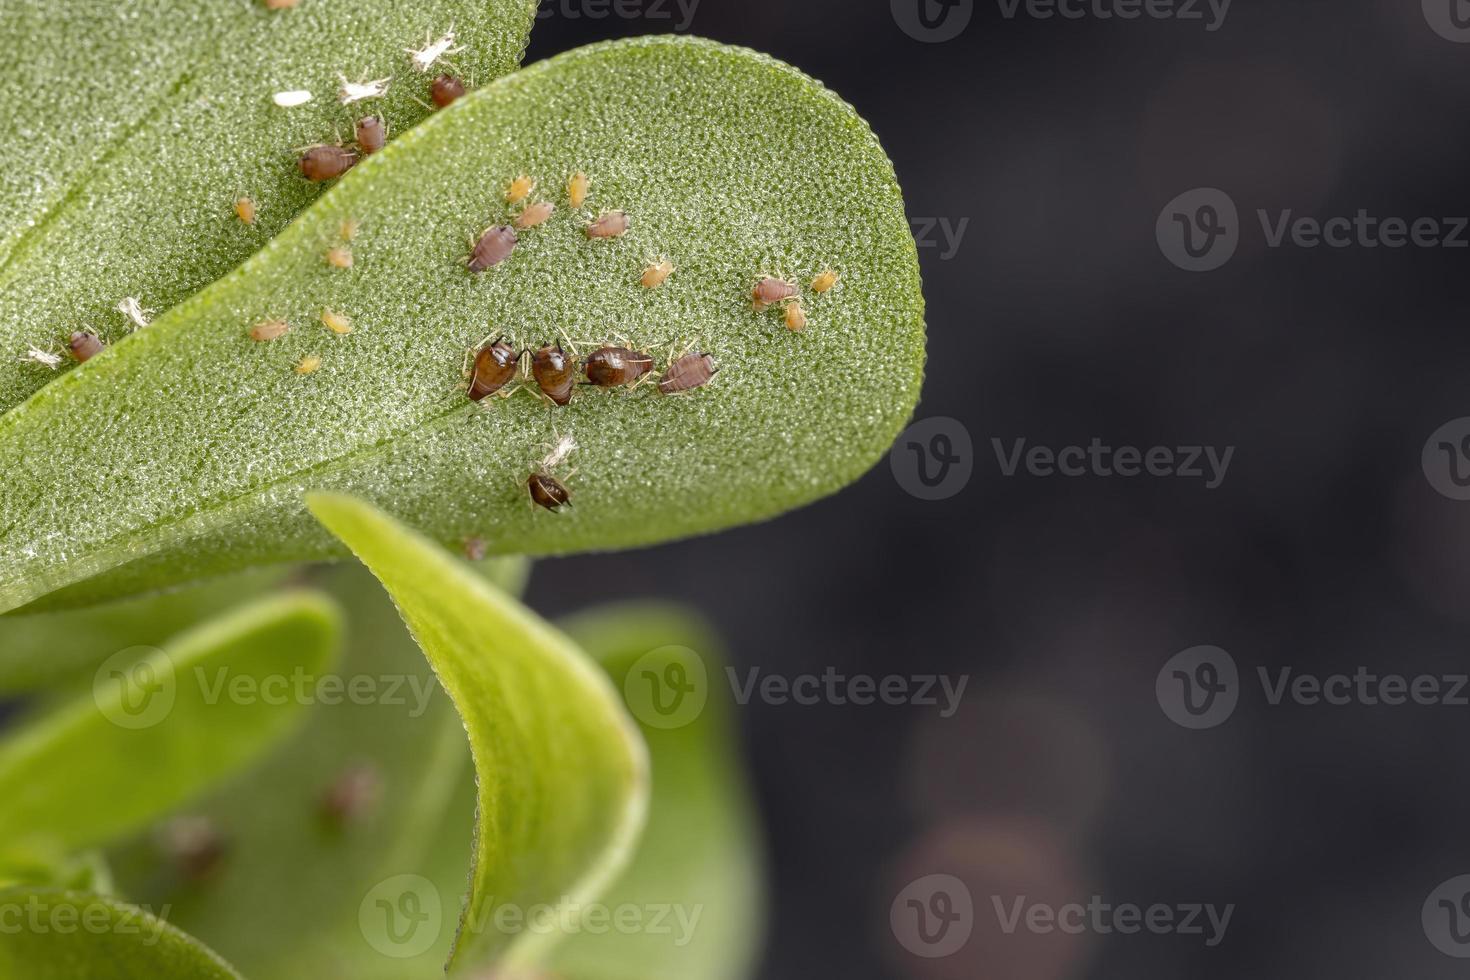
[0,36,925,613]
[307,493,649,973]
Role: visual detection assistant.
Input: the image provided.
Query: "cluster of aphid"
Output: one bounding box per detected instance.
[465,170,629,275]
[752,269,840,332]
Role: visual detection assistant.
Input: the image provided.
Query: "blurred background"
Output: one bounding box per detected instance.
[523,0,1470,977]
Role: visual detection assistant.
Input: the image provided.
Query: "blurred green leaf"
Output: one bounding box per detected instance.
[0,0,537,413]
[109,558,524,980]
[0,35,926,614]
[0,568,291,694]
[0,888,241,979]
[551,601,765,980]
[0,592,341,852]
[307,493,649,974]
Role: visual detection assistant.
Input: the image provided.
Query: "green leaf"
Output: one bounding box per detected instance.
[306,493,649,974]
[0,592,341,853]
[108,558,522,980]
[550,601,764,980]
[0,888,241,980]
[0,35,926,613]
[0,567,290,694]
[0,0,537,414]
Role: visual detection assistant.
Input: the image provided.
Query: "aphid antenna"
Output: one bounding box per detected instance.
[404,92,435,113]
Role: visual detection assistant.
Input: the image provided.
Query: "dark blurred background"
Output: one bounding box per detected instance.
[525,0,1470,977]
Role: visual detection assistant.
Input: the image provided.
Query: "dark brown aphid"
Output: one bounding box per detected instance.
[431,74,465,108]
[355,116,386,154]
[320,763,383,827]
[468,339,522,401]
[299,144,358,181]
[67,331,105,362]
[528,472,571,512]
[531,345,576,406]
[585,210,630,239]
[658,352,717,395]
[467,225,517,273]
[585,346,653,388]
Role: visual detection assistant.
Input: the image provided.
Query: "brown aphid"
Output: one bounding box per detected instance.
[752,276,797,309]
[156,816,228,881]
[658,352,717,395]
[296,354,323,374]
[66,331,105,362]
[641,258,674,289]
[320,763,383,827]
[468,339,522,401]
[299,144,358,181]
[430,74,465,108]
[320,309,353,335]
[531,345,577,406]
[234,196,257,224]
[249,319,290,342]
[811,268,840,293]
[467,225,517,273]
[585,346,654,388]
[505,175,536,204]
[325,246,354,269]
[567,171,590,208]
[785,300,807,332]
[355,115,386,154]
[463,536,488,561]
[513,201,555,230]
[528,472,571,512]
[585,210,629,239]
